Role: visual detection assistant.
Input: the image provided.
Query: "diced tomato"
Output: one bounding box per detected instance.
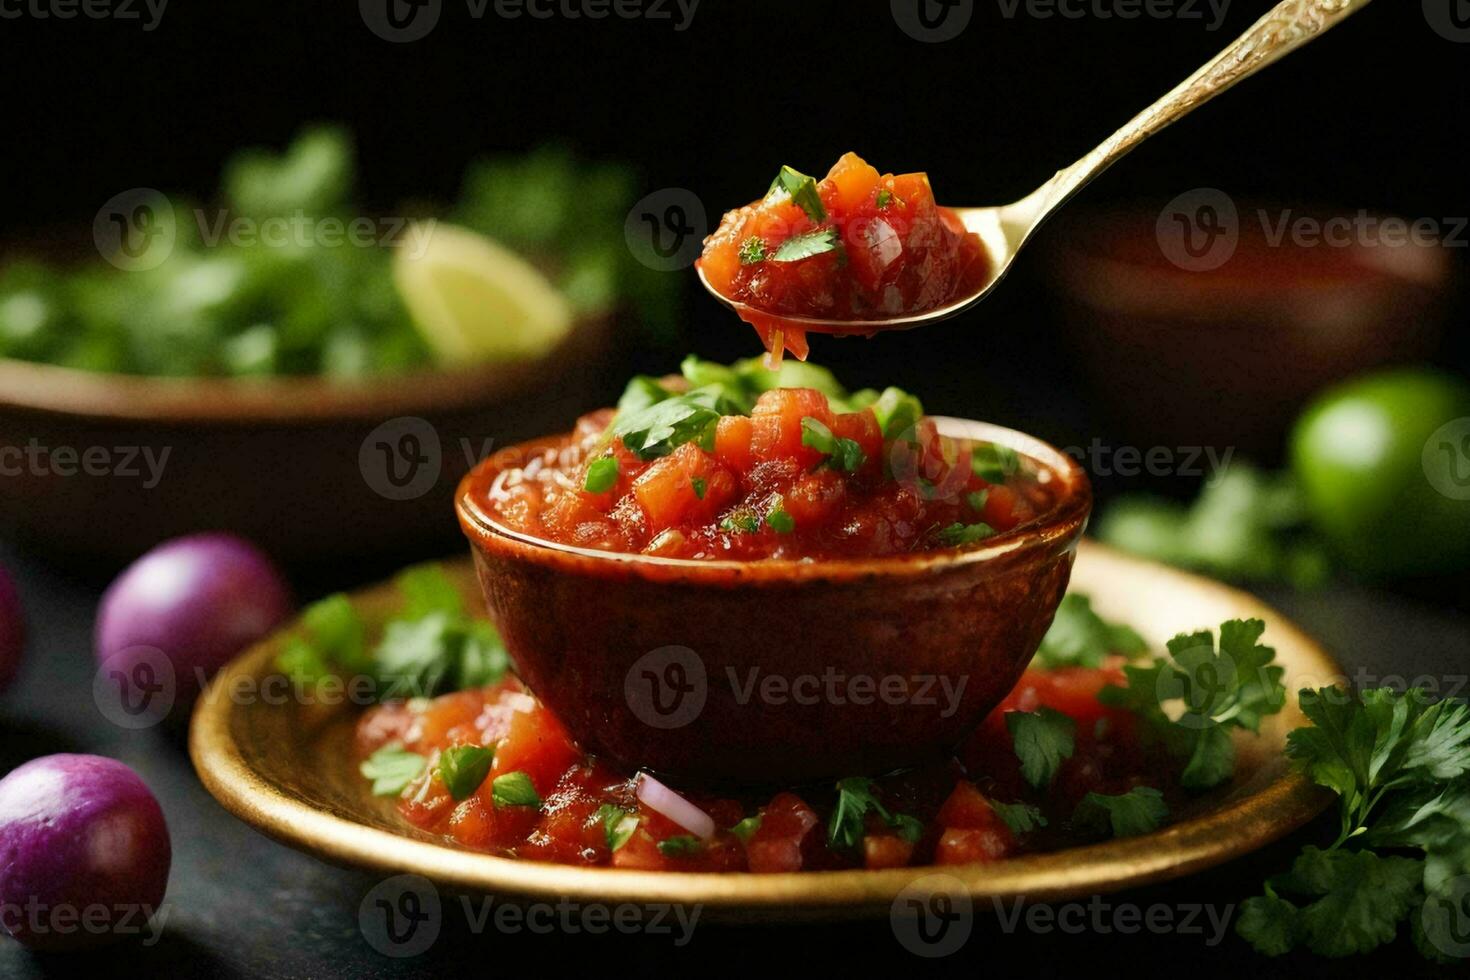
[935,827,1012,865]
[863,833,916,870]
[750,388,834,465]
[831,409,883,476]
[782,469,847,530]
[746,793,821,873]
[714,414,754,473]
[980,483,1020,531]
[631,443,734,532]
[491,702,582,798]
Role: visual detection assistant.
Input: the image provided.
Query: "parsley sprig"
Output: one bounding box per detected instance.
[828,777,924,849]
[1238,686,1470,962]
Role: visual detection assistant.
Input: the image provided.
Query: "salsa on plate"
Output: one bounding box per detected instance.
[476,356,1055,561]
[698,153,988,363]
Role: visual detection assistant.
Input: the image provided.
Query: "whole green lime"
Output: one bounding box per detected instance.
[1290,368,1470,578]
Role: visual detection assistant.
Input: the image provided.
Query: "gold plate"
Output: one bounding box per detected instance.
[189,540,1339,920]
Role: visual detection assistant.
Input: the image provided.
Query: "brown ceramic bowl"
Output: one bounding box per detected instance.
[0,313,610,569]
[456,418,1092,787]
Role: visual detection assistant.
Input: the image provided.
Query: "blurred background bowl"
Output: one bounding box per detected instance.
[0,311,611,571]
[1046,204,1453,461]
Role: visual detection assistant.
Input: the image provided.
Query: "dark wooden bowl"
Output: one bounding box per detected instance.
[456,418,1092,787]
[0,314,611,568]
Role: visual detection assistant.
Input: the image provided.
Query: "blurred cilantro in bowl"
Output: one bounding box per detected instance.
[0,128,676,379]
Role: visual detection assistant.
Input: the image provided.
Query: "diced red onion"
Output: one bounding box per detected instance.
[635,772,715,840]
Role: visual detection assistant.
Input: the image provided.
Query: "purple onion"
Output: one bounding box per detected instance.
[96,533,292,715]
[0,755,171,950]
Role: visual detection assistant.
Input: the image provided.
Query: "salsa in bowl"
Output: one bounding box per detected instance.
[455,357,1090,785]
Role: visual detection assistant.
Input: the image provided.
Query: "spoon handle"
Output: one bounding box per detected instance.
[1006,0,1373,230]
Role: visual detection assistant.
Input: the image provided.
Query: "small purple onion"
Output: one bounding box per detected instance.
[96,533,292,715]
[0,755,171,950]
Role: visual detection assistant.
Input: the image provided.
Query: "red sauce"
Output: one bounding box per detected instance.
[478,391,1053,561]
[357,658,1160,872]
[698,153,988,363]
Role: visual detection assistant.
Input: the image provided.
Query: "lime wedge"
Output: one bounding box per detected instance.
[392,221,574,364]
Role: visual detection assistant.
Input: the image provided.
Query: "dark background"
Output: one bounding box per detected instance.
[2,0,1468,976]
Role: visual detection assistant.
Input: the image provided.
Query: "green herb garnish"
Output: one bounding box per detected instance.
[438,745,495,801]
[1236,686,1470,962]
[828,777,924,849]
[771,228,840,263]
[657,835,704,857]
[691,477,708,499]
[1073,787,1169,839]
[360,742,427,797]
[1035,593,1149,670]
[606,385,739,461]
[869,387,924,440]
[935,522,996,547]
[491,771,542,809]
[991,800,1047,835]
[766,165,826,222]
[1007,707,1077,789]
[593,804,639,852]
[720,512,760,534]
[584,456,619,493]
[729,816,762,842]
[800,416,865,472]
[972,442,1020,483]
[738,237,768,265]
[766,506,795,534]
[875,189,893,208]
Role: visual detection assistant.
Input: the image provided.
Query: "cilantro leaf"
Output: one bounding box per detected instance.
[935,522,996,547]
[1236,885,1301,957]
[438,745,495,801]
[396,563,467,620]
[607,384,738,461]
[1278,847,1425,958]
[491,771,542,809]
[991,800,1047,835]
[360,742,426,797]
[593,804,639,852]
[374,614,508,699]
[1072,787,1168,839]
[615,375,672,415]
[738,237,767,264]
[971,442,1020,483]
[827,777,924,849]
[800,416,865,472]
[584,455,619,493]
[765,504,795,534]
[1035,593,1148,670]
[869,387,923,440]
[657,835,703,857]
[1007,707,1077,789]
[766,165,826,222]
[772,228,840,263]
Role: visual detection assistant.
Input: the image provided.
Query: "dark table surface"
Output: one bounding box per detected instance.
[1,541,1467,979]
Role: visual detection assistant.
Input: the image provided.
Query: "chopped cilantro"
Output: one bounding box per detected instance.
[966,489,989,514]
[935,523,996,547]
[827,776,924,849]
[491,771,542,809]
[593,804,639,852]
[1073,787,1169,839]
[584,456,619,493]
[991,800,1047,835]
[360,742,426,797]
[738,236,768,265]
[772,228,840,263]
[1035,593,1149,670]
[691,477,708,499]
[720,512,760,534]
[972,442,1020,483]
[729,815,762,842]
[606,385,739,461]
[1007,707,1077,789]
[766,505,795,534]
[438,745,495,801]
[766,165,826,222]
[800,416,865,472]
[657,835,703,857]
[875,189,893,208]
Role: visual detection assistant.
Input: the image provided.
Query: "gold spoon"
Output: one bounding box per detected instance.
[698,0,1374,336]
